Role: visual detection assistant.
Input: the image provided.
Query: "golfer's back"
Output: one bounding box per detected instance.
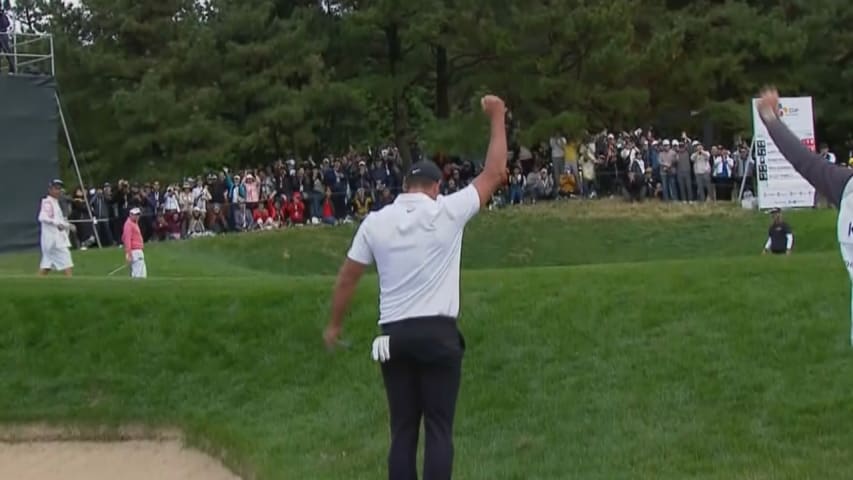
[347,185,480,325]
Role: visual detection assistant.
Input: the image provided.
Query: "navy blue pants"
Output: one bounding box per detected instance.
[380,316,465,480]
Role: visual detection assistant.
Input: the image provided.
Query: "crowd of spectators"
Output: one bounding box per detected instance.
[570,129,755,203]
[64,148,404,248]
[59,127,842,250]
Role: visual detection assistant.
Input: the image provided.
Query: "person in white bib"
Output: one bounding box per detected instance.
[38,179,74,277]
[756,87,853,344]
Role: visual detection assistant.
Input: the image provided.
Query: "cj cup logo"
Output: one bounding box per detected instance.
[778,102,799,117]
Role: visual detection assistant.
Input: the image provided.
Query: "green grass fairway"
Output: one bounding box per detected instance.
[1,202,851,479]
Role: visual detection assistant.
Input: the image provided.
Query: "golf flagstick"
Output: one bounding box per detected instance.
[107,264,128,276]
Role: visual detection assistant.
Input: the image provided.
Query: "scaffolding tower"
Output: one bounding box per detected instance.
[1,24,102,249]
[1,27,55,76]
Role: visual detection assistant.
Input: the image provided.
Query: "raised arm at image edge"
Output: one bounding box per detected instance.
[471,114,508,208]
[759,106,852,208]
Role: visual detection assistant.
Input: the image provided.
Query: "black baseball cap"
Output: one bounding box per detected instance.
[406,160,443,183]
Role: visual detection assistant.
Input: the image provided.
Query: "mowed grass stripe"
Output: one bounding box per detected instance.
[1,248,852,478]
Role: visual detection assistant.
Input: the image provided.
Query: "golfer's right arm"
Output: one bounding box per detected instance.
[324,223,372,347]
[758,103,853,208]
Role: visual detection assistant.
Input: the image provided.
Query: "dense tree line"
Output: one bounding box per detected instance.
[8,0,853,181]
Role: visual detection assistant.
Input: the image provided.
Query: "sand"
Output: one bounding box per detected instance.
[0,427,242,480]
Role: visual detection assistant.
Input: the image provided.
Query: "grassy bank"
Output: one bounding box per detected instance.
[2,253,853,478]
[0,201,839,277]
[0,202,849,479]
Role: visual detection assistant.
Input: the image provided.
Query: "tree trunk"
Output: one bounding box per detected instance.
[384,23,413,171]
[435,44,450,119]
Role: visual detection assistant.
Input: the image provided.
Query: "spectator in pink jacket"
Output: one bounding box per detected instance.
[122,207,147,278]
[244,174,260,208]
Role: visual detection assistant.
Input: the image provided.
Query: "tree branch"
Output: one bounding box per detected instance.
[452,54,497,72]
[447,55,498,83]
[448,52,488,68]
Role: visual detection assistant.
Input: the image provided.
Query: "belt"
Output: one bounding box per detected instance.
[381,315,457,336]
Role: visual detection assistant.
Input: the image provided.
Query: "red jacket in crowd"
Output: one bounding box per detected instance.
[253,206,270,223]
[266,198,278,221]
[322,197,334,219]
[289,193,305,223]
[279,196,291,223]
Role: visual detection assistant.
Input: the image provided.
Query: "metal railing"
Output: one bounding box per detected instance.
[1,26,54,76]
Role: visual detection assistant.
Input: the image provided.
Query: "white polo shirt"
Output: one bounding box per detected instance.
[347,184,481,324]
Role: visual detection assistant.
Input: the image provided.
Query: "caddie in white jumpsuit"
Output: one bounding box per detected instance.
[38,179,74,277]
[757,88,853,344]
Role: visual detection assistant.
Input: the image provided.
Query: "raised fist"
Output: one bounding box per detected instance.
[757,86,780,121]
[480,95,506,119]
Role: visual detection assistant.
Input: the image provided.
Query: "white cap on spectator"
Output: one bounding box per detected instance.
[662,139,671,146]
[129,207,141,216]
[671,140,680,146]
[692,140,700,146]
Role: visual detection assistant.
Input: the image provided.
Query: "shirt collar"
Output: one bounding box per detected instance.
[394,192,433,204]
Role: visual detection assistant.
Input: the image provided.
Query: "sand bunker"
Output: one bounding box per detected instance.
[0,427,241,480]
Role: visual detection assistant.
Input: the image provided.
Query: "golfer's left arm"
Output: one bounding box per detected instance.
[758,97,853,207]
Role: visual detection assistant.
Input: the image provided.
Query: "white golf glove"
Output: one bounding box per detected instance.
[371,335,390,363]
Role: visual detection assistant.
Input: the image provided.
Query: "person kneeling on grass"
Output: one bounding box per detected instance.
[187,207,209,238]
[122,207,147,279]
[252,202,275,230]
[352,188,373,220]
[278,194,291,227]
[762,208,793,256]
[288,192,306,226]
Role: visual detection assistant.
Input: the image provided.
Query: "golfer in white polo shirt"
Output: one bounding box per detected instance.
[324,95,508,480]
[38,179,74,277]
